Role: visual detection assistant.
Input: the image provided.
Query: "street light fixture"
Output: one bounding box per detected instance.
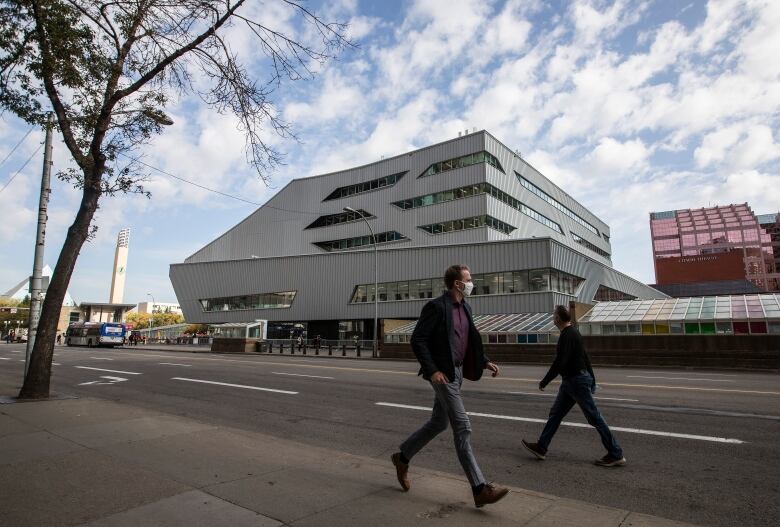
[343,207,379,358]
[146,293,155,341]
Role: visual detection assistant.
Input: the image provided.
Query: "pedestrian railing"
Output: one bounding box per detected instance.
[259,339,378,358]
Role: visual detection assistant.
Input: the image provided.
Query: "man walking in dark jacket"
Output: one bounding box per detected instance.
[522,305,626,467]
[391,265,509,508]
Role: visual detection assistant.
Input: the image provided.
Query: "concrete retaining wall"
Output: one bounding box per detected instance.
[381,335,780,370]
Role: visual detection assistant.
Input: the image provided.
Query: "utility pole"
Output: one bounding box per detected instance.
[25,113,54,375]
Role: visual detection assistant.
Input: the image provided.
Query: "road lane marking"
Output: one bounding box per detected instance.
[104,351,780,396]
[507,391,639,402]
[376,402,745,444]
[635,370,738,377]
[159,363,192,367]
[79,375,128,386]
[52,362,61,366]
[10,351,21,353]
[0,357,10,360]
[171,377,298,395]
[627,376,735,383]
[90,357,114,361]
[75,366,142,375]
[272,372,335,380]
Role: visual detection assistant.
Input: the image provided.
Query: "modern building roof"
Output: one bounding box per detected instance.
[579,294,780,323]
[386,313,558,336]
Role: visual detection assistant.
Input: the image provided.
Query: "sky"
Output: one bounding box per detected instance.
[1,0,779,307]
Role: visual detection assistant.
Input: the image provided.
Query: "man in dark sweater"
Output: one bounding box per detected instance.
[391,265,509,508]
[522,305,626,467]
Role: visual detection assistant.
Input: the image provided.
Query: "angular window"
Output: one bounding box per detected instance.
[313,231,408,252]
[419,151,504,178]
[323,172,407,201]
[593,285,636,302]
[349,268,582,303]
[305,209,373,229]
[419,215,515,236]
[516,173,601,237]
[571,232,611,259]
[199,291,296,311]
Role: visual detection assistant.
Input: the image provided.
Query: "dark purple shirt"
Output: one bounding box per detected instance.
[451,300,469,366]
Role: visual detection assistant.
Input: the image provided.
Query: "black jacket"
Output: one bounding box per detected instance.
[410,292,489,382]
[540,325,595,388]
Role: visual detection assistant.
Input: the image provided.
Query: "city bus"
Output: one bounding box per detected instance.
[65,322,126,347]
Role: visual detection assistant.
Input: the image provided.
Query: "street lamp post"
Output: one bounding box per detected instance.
[146,293,155,342]
[343,207,378,358]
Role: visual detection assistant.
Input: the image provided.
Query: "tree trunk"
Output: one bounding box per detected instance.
[18,185,100,399]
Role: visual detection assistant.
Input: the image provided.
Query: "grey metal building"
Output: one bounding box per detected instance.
[170,130,665,340]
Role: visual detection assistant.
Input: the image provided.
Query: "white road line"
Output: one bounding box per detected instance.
[52,362,61,366]
[159,362,192,367]
[74,366,142,375]
[90,357,114,361]
[627,376,735,383]
[633,370,739,377]
[18,359,25,362]
[507,391,639,402]
[0,357,10,360]
[10,350,21,353]
[171,377,298,395]
[375,402,745,444]
[272,372,334,380]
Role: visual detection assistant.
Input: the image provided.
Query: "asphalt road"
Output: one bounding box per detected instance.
[2,343,779,526]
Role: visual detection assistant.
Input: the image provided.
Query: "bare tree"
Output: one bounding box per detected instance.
[0,0,350,398]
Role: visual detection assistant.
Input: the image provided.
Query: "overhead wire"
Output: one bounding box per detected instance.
[119,152,322,215]
[0,143,44,195]
[0,126,35,171]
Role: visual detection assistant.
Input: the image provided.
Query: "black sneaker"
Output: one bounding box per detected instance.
[521,439,547,460]
[595,454,626,467]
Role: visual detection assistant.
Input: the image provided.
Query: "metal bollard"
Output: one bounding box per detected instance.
[356,344,361,358]
[328,345,333,356]
[315,346,319,356]
[303,345,307,355]
[342,344,346,356]
[290,343,294,355]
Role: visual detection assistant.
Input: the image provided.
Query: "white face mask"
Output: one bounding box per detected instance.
[460,281,474,296]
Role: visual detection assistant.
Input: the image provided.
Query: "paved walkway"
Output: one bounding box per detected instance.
[0,394,695,526]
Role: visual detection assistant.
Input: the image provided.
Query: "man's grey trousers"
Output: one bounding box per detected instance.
[399,366,486,488]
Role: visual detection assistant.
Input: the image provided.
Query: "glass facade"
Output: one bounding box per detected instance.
[305,209,373,229]
[199,292,296,312]
[418,215,515,235]
[419,151,504,178]
[516,174,601,237]
[650,204,777,291]
[323,172,406,201]
[350,268,583,303]
[313,231,407,252]
[393,182,562,233]
[578,293,780,335]
[571,232,611,259]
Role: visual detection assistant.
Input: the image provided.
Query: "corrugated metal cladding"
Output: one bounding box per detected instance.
[184,131,612,266]
[172,130,664,323]
[170,237,665,324]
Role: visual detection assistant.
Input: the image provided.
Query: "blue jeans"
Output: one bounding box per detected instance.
[538,373,623,458]
[400,366,486,487]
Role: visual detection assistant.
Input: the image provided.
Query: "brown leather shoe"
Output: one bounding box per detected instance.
[391,452,410,491]
[474,482,509,508]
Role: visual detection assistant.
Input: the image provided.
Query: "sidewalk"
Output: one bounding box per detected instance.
[0,396,695,527]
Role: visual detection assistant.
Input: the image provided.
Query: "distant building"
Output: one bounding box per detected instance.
[135,301,182,315]
[109,228,130,303]
[758,212,780,281]
[79,302,136,323]
[1,264,80,334]
[650,204,779,295]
